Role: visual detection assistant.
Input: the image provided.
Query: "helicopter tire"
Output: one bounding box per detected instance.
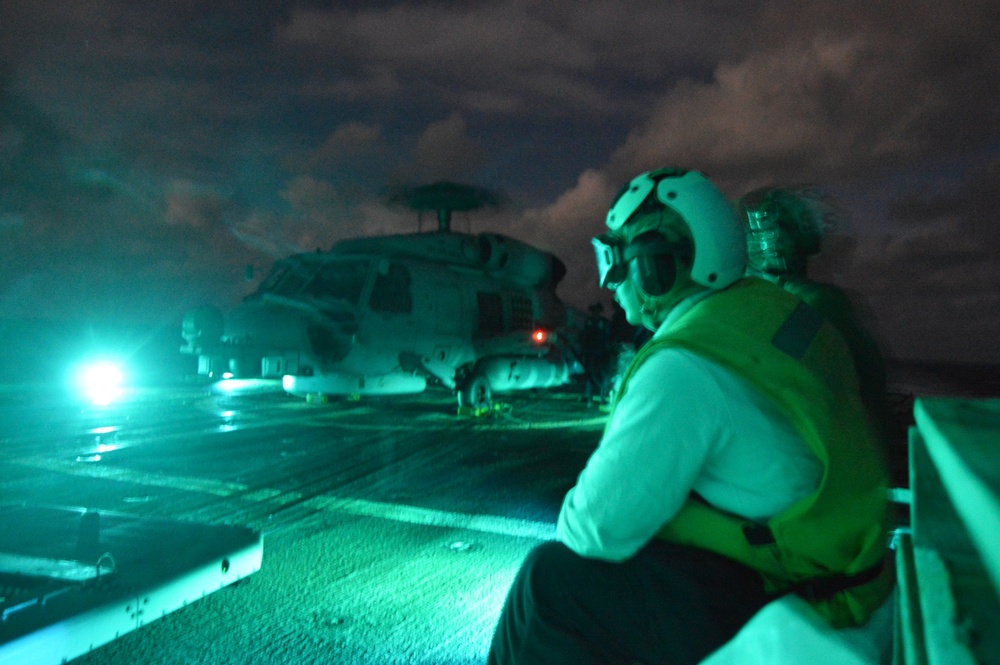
[458,374,492,410]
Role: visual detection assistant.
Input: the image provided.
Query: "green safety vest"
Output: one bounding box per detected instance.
[614,277,892,627]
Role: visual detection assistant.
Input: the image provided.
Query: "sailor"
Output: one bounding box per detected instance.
[487,168,892,665]
[580,302,613,405]
[739,185,891,445]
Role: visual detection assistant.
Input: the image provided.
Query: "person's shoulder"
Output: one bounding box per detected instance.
[632,346,728,391]
[783,278,855,317]
[622,348,750,430]
[782,277,844,300]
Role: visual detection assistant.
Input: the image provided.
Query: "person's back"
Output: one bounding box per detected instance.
[782,278,890,439]
[739,186,890,442]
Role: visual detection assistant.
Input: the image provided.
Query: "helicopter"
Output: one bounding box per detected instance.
[180,182,587,409]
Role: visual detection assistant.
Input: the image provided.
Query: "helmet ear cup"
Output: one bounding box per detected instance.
[625,232,689,297]
[630,251,677,296]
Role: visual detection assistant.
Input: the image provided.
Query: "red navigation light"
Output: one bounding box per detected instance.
[531,329,548,344]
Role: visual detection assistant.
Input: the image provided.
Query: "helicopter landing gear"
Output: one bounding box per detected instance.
[457,373,492,410]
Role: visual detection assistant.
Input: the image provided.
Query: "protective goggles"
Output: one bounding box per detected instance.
[591,232,685,291]
[592,235,628,290]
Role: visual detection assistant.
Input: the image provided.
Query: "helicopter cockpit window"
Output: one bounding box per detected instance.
[254,260,321,297]
[370,262,412,314]
[302,260,370,306]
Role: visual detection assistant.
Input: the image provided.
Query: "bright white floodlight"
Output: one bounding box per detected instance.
[79,361,125,405]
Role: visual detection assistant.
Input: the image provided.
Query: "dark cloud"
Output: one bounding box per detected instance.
[278,1,732,117]
[607,23,1000,186]
[311,122,385,162]
[1,0,998,361]
[404,113,487,183]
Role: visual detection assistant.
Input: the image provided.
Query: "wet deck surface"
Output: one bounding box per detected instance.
[1,351,990,664]
[0,381,606,664]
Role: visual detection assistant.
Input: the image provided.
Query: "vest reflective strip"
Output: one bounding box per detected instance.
[771,300,824,360]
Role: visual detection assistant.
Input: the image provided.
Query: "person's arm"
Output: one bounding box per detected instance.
[556,350,723,561]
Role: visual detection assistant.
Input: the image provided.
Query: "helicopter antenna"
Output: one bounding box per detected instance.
[388,181,503,232]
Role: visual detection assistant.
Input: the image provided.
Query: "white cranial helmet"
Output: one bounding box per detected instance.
[606,168,747,289]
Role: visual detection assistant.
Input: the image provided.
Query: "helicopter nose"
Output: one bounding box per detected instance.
[304,319,353,362]
[225,302,353,363]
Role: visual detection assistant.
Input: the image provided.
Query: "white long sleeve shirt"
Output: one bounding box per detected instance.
[556,295,824,562]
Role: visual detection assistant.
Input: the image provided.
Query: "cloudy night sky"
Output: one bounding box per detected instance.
[1,0,998,363]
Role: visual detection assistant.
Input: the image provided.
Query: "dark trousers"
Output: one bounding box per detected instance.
[487,539,772,665]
